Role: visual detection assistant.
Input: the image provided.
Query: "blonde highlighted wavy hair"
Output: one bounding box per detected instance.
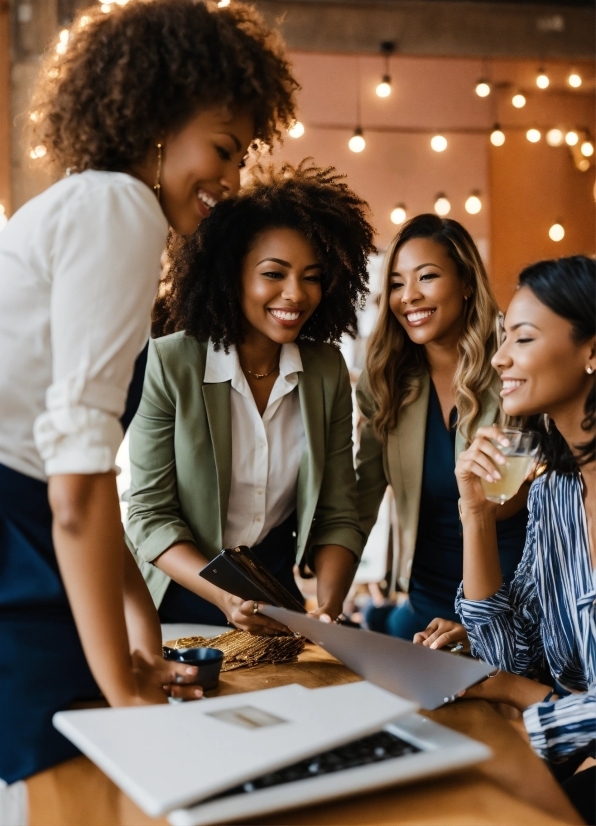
[366,214,501,444]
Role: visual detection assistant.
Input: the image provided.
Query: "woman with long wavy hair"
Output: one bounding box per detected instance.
[356,213,528,642]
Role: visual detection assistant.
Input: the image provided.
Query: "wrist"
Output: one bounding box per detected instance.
[459,499,498,522]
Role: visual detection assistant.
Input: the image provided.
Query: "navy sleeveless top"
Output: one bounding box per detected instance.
[408,382,528,622]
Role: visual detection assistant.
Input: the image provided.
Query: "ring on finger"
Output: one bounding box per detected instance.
[253,600,259,615]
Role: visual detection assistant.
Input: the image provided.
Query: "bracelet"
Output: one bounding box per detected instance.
[488,667,501,678]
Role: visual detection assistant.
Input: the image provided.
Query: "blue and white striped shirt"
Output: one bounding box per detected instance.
[456,472,596,763]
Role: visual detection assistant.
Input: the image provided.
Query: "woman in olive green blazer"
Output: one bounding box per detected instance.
[126,162,375,633]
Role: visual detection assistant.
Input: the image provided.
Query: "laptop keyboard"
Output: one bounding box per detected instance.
[212,730,422,799]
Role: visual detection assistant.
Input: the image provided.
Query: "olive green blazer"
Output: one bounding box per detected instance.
[125,332,365,607]
[355,370,500,593]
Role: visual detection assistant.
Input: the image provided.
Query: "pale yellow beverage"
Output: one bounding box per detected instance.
[481,454,534,504]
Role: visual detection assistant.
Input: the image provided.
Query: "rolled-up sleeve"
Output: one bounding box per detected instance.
[456,483,547,679]
[523,686,596,762]
[33,178,167,476]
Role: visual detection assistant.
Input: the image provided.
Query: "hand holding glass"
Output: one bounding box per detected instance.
[480,427,539,504]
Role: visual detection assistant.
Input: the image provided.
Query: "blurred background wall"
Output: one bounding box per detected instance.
[1,0,594,307]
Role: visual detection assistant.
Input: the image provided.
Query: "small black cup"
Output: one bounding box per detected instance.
[163,646,224,691]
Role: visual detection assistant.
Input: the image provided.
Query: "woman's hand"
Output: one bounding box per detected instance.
[455,426,510,515]
[220,594,290,635]
[111,651,204,706]
[413,618,469,652]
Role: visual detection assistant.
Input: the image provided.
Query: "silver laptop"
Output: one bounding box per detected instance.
[262,606,494,709]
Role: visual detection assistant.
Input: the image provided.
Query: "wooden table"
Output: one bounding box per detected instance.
[27,644,584,826]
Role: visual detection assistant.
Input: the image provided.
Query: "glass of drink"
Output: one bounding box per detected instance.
[480,427,540,504]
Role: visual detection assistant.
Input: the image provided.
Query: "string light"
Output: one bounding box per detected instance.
[512,93,526,109]
[55,29,69,53]
[490,125,505,147]
[465,192,482,214]
[526,128,541,143]
[578,159,590,172]
[581,141,594,158]
[376,76,391,98]
[568,72,582,88]
[288,121,304,139]
[349,128,365,153]
[549,223,565,242]
[434,194,451,216]
[430,135,447,152]
[565,131,579,146]
[536,69,549,89]
[29,111,39,123]
[100,3,111,11]
[475,81,491,98]
[546,128,564,147]
[390,204,407,225]
[217,0,231,6]
[30,145,47,159]
[375,42,395,98]
[79,15,91,26]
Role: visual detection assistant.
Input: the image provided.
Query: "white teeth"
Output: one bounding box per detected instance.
[197,190,217,209]
[270,309,301,321]
[503,380,524,389]
[406,309,435,322]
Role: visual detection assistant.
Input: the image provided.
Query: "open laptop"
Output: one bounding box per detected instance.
[55,616,492,826]
[262,606,494,709]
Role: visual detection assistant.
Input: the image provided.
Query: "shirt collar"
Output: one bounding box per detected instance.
[204,339,303,391]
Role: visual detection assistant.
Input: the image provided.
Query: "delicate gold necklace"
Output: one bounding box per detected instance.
[241,362,279,379]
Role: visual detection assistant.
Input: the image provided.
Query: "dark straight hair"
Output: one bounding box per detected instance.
[518,255,595,472]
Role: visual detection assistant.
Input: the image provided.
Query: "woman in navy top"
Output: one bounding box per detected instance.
[0,0,297,785]
[454,256,595,823]
[356,214,527,642]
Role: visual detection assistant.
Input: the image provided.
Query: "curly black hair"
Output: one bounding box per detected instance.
[154,160,376,347]
[518,255,595,473]
[29,0,298,173]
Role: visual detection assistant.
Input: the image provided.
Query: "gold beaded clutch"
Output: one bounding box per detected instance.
[164,629,306,672]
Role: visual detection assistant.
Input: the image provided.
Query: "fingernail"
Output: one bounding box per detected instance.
[493,472,501,480]
[500,438,509,446]
[186,666,197,674]
[194,688,203,697]
[430,642,437,649]
[497,455,506,464]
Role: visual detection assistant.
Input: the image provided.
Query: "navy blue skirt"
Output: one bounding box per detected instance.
[0,462,101,783]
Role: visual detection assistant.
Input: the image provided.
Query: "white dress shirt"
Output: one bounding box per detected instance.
[204,340,306,549]
[0,170,168,481]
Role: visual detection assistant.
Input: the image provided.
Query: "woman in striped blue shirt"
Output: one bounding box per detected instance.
[453,256,595,824]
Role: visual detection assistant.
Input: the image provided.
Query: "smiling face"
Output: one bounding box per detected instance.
[153,107,255,236]
[240,227,323,346]
[389,237,469,348]
[492,286,595,420]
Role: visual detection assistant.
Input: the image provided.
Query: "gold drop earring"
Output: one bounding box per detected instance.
[153,142,163,201]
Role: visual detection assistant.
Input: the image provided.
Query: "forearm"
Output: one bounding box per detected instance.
[460,506,503,601]
[312,544,357,618]
[153,541,229,611]
[50,473,136,705]
[123,547,163,657]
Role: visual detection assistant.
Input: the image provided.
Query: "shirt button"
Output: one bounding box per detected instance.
[257,489,264,495]
[255,515,262,522]
[259,442,266,449]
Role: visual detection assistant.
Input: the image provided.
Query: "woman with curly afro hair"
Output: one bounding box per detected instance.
[125,161,376,633]
[0,0,297,784]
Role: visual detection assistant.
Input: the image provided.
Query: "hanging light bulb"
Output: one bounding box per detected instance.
[490,125,505,147]
[349,128,366,153]
[475,81,491,98]
[375,42,395,99]
[549,223,565,242]
[30,145,47,160]
[526,128,541,143]
[376,76,391,98]
[512,93,526,109]
[430,135,447,152]
[465,192,482,215]
[536,69,549,89]
[217,0,231,6]
[546,128,564,147]
[434,194,451,216]
[288,121,304,139]
[568,72,582,88]
[565,131,579,146]
[581,141,594,158]
[55,29,69,54]
[390,204,407,225]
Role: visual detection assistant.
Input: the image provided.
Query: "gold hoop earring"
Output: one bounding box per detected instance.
[153,143,163,201]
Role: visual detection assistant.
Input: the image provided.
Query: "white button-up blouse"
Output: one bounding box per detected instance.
[204,340,306,549]
[0,170,168,481]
